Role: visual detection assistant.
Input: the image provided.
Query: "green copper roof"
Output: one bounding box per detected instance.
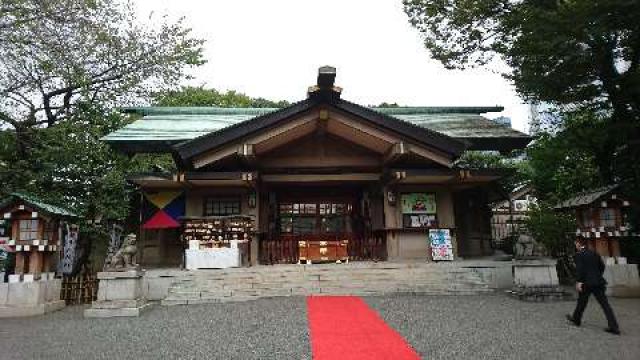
[104,105,529,152]
[0,193,78,218]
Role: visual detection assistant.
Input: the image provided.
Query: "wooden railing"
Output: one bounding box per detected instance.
[258,234,300,265]
[61,272,98,305]
[349,230,387,261]
[258,231,387,265]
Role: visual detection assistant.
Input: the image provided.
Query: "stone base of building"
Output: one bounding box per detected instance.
[508,286,573,302]
[604,264,640,298]
[0,300,65,317]
[0,278,65,318]
[84,269,149,318]
[513,258,559,287]
[84,300,152,318]
[510,258,572,301]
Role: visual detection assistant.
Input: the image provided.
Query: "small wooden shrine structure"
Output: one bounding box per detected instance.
[554,185,636,259]
[0,193,77,280]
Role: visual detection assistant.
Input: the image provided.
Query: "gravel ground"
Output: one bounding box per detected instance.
[1,294,638,360]
[0,298,311,360]
[366,294,640,360]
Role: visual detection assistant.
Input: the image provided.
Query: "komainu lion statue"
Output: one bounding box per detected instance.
[104,233,138,270]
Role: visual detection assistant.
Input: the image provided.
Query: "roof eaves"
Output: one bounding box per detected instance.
[3,193,78,218]
[374,106,504,115]
[335,99,469,156]
[553,184,619,210]
[174,98,316,160]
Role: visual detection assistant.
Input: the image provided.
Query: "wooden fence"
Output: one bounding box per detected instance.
[61,272,98,305]
[259,230,387,265]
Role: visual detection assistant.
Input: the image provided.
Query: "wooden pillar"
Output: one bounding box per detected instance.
[29,251,44,278]
[14,252,26,274]
[609,239,621,258]
[42,252,52,274]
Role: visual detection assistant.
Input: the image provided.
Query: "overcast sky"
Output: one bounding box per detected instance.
[134,0,530,133]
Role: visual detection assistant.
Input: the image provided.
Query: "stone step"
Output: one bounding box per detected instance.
[161,263,495,304]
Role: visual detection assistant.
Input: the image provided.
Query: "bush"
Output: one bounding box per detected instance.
[525,202,576,282]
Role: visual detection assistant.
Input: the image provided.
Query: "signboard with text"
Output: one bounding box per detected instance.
[429,229,453,261]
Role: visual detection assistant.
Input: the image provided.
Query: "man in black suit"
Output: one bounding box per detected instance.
[566,238,620,335]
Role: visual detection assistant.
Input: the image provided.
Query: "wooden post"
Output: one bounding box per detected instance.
[15,252,26,274]
[29,251,43,279]
[42,252,52,274]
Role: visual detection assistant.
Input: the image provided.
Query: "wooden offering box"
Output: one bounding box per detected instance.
[298,239,348,263]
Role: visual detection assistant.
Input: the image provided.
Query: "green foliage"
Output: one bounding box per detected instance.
[527,111,607,203]
[153,86,289,108]
[454,150,530,193]
[1,0,205,135]
[404,0,640,199]
[0,104,173,221]
[403,0,639,111]
[525,202,577,281]
[373,102,401,108]
[525,202,575,257]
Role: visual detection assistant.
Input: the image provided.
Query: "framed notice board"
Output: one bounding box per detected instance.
[401,193,437,228]
[428,229,453,261]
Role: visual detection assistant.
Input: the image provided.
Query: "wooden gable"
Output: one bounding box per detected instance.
[187,106,459,170]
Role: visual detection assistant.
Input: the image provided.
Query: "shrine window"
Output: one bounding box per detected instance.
[279,201,351,235]
[43,220,57,242]
[204,197,241,216]
[599,208,617,228]
[580,209,594,227]
[279,202,316,235]
[18,219,39,241]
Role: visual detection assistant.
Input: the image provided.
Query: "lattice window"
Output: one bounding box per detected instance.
[580,209,594,227]
[279,202,351,234]
[43,220,57,241]
[599,208,617,228]
[19,219,39,241]
[204,197,241,216]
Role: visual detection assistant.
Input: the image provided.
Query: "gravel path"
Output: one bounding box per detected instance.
[366,294,640,360]
[0,298,311,360]
[1,295,638,360]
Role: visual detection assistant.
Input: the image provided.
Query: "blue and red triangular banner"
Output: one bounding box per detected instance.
[142,191,184,229]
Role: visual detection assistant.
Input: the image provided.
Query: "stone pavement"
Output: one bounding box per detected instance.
[0,294,638,360]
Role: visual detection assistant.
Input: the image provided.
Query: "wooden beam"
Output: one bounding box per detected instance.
[238,143,256,167]
[262,173,380,182]
[193,113,319,168]
[383,142,408,165]
[242,172,258,189]
[381,170,407,185]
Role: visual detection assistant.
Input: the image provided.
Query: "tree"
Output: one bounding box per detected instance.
[0,104,174,221]
[0,0,205,156]
[525,202,576,281]
[454,150,529,194]
[152,86,289,108]
[403,0,640,188]
[526,111,605,202]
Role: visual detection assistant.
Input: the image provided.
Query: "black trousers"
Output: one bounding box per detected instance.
[572,285,619,330]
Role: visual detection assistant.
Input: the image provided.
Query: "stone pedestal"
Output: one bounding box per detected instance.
[510,258,571,301]
[84,270,150,318]
[0,278,65,318]
[603,263,640,298]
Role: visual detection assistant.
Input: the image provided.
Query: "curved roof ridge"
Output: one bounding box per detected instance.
[373,106,504,115]
[120,105,504,117]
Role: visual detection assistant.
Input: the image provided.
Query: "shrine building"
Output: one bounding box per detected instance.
[103,66,531,269]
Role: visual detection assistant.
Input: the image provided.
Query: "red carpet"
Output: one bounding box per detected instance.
[306,296,421,360]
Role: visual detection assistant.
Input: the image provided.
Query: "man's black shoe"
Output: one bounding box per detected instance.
[605,328,620,335]
[566,314,580,326]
